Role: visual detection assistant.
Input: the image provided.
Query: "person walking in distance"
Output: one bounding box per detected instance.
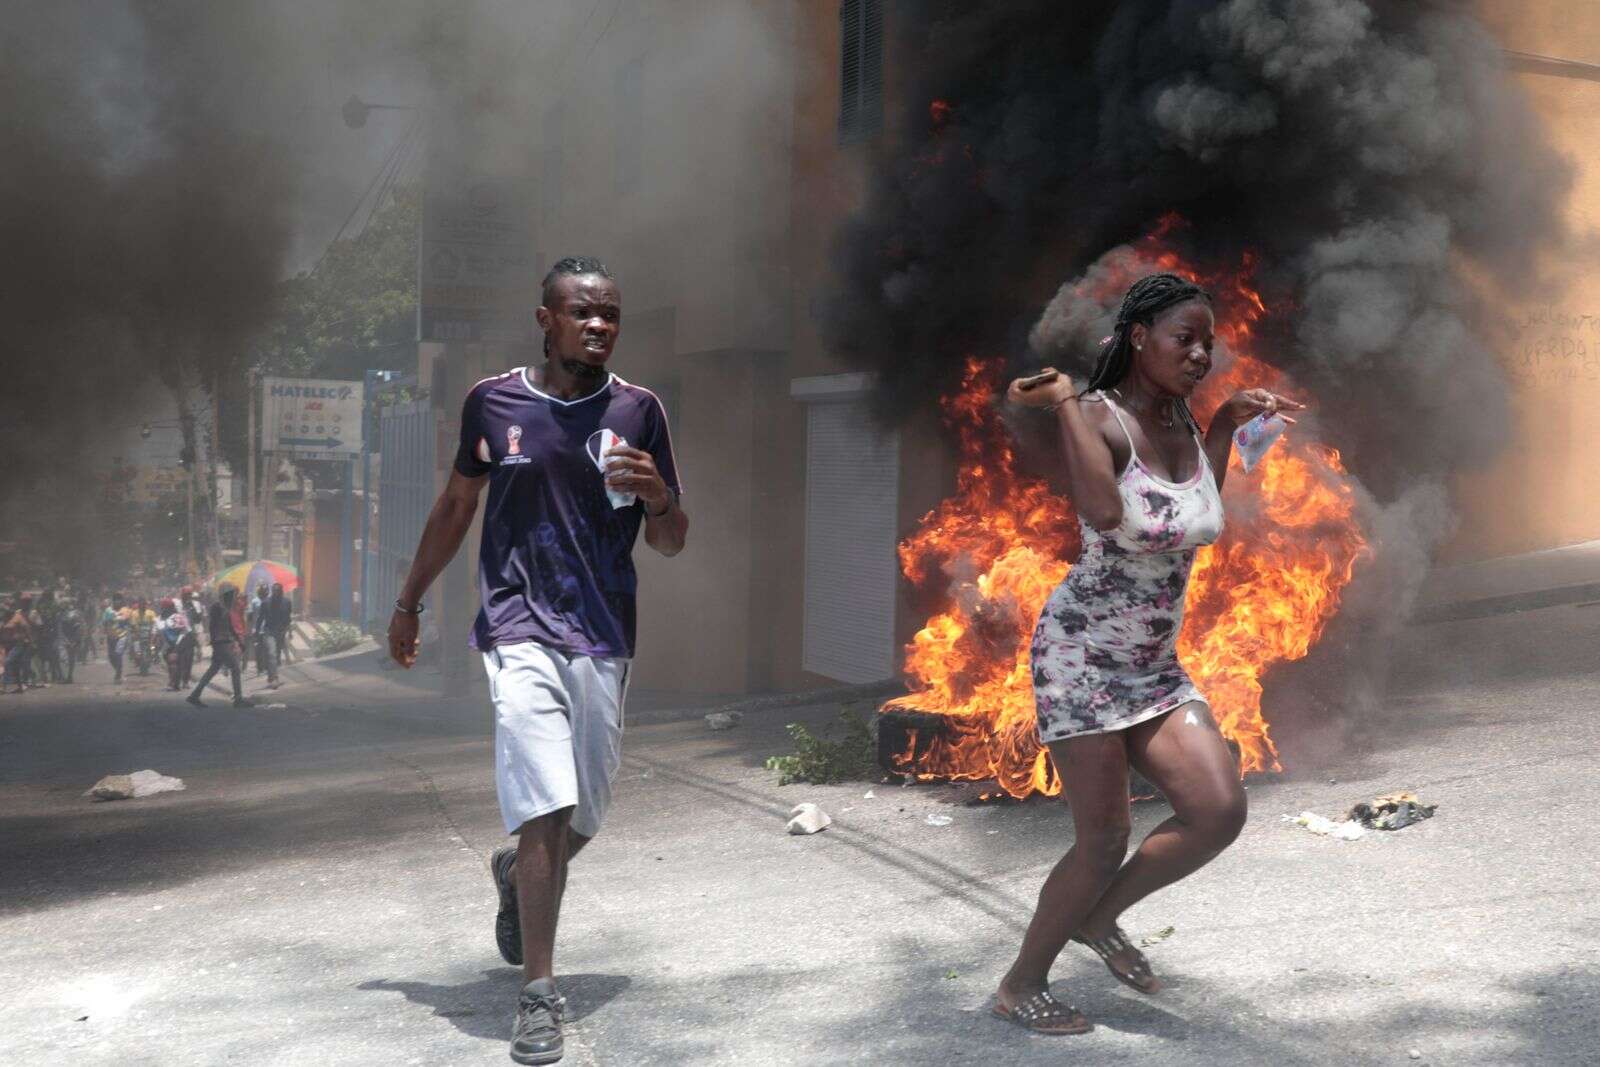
[176,586,202,686]
[388,257,686,1066]
[130,596,157,676]
[249,582,280,687]
[187,585,248,708]
[58,598,83,683]
[73,594,96,664]
[266,583,292,668]
[248,583,267,677]
[102,594,130,684]
[156,598,190,691]
[1,595,35,695]
[36,590,63,683]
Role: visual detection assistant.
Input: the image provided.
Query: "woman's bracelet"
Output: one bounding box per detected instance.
[394,599,424,616]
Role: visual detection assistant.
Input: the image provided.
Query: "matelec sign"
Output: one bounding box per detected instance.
[263,377,364,460]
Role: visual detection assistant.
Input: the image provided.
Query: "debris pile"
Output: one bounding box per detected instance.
[1286,811,1367,841]
[1285,792,1437,842]
[85,769,186,802]
[1349,792,1436,831]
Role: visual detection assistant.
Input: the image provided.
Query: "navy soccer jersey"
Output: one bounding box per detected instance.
[453,368,681,659]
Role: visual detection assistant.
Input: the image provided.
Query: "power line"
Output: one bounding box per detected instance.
[579,0,624,68]
[359,116,422,237]
[313,114,418,274]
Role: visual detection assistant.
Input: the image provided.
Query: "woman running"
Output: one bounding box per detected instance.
[993,273,1302,1034]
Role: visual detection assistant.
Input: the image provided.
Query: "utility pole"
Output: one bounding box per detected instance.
[207,374,223,575]
[246,369,258,559]
[261,454,275,563]
[359,369,378,631]
[185,473,196,581]
[340,458,354,622]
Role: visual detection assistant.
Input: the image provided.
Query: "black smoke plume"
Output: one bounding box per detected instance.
[823,1,1579,758]
[0,4,312,577]
[0,2,530,580]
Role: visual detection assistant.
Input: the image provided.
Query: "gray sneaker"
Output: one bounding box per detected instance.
[510,978,565,1065]
[491,845,522,966]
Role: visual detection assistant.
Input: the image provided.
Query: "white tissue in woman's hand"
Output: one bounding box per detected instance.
[1234,412,1287,473]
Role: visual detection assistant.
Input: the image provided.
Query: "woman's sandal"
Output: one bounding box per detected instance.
[991,989,1093,1035]
[1074,926,1161,994]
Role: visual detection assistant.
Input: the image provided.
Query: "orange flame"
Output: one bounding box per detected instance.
[884,226,1369,798]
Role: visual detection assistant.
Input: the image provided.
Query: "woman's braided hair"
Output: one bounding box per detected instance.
[1084,272,1212,394]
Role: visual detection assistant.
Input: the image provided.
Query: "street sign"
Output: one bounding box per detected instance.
[419,167,536,343]
[262,377,364,459]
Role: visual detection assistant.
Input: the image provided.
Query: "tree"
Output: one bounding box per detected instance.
[259,184,419,380]
[224,184,419,479]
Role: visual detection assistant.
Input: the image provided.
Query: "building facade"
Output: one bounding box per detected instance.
[420,0,946,697]
[417,1,1600,696]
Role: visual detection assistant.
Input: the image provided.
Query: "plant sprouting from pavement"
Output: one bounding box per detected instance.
[765,706,876,786]
[313,621,363,658]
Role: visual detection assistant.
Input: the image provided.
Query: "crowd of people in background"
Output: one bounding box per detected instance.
[2,588,91,695]
[0,579,293,702]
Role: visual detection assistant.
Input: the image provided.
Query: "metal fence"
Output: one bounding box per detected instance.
[367,399,433,631]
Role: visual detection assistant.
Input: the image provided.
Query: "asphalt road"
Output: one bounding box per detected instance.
[2,603,1598,1066]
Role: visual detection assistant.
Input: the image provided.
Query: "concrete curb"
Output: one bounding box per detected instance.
[269,642,906,726]
[626,679,905,726]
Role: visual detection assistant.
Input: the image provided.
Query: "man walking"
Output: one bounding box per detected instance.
[102,594,130,684]
[249,582,279,687]
[36,590,63,683]
[1,595,35,694]
[187,585,248,708]
[130,596,156,676]
[58,598,83,683]
[176,586,202,686]
[388,257,686,1065]
[265,583,292,669]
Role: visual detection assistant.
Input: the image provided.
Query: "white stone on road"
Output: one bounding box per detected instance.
[83,769,186,802]
[786,802,831,835]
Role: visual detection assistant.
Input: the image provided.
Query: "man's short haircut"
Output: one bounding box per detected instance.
[541,256,615,307]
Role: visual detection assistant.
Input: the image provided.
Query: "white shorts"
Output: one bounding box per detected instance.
[482,641,629,839]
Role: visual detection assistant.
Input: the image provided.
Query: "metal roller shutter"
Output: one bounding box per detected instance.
[801,396,899,683]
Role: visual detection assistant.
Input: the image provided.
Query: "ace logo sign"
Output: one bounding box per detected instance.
[262,377,365,458]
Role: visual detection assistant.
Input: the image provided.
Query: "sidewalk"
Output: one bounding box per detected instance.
[1416,539,1600,621]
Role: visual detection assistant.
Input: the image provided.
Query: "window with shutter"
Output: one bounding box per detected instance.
[838,0,884,144]
[800,395,900,683]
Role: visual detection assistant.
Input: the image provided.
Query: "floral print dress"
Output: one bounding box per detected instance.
[1032,393,1225,743]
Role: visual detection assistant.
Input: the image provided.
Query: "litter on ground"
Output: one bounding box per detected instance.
[1349,792,1437,831]
[1286,791,1438,841]
[1285,811,1366,841]
[786,803,831,835]
[85,769,186,802]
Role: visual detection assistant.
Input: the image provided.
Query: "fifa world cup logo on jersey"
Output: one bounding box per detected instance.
[506,425,523,455]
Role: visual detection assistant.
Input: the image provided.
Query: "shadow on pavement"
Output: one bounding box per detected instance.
[357,970,631,1040]
[819,955,1600,1066]
[0,745,492,916]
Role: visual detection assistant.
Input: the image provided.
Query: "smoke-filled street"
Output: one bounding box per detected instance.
[4,601,1597,1067]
